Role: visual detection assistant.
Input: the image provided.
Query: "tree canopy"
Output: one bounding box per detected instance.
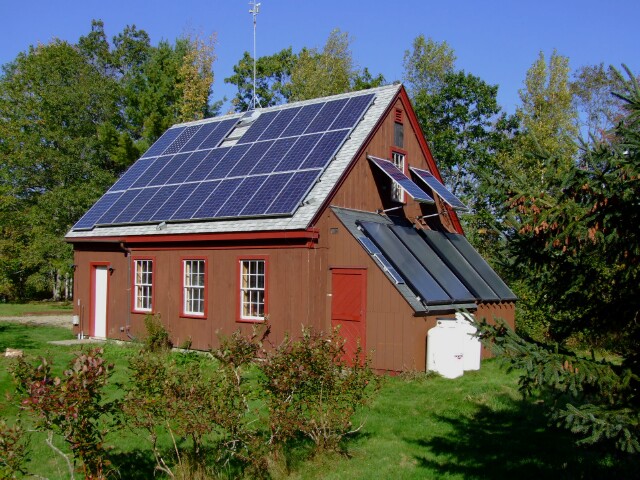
[0,20,216,300]
[225,29,385,112]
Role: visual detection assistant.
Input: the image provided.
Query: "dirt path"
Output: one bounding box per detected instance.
[0,314,73,329]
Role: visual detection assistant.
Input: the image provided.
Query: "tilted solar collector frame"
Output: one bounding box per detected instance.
[73,93,375,231]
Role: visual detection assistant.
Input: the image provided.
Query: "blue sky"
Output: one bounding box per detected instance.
[1,0,638,113]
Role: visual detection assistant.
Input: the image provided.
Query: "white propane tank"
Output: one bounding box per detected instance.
[455,312,481,371]
[426,319,464,379]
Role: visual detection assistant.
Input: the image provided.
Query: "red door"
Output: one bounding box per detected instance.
[331,268,367,364]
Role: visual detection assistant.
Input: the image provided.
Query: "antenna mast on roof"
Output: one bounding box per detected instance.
[249,1,261,110]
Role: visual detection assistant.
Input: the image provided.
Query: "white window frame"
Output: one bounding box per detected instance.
[183,259,206,316]
[239,259,266,321]
[134,259,153,312]
[391,151,406,203]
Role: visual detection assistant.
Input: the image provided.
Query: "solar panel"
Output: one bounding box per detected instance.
[266,170,320,215]
[331,94,374,130]
[198,119,237,149]
[207,144,251,180]
[194,178,243,218]
[180,122,218,152]
[240,172,294,216]
[358,221,452,305]
[388,225,476,303]
[216,175,268,218]
[419,230,501,301]
[281,103,324,137]
[72,91,375,231]
[249,138,296,175]
[444,232,517,301]
[73,192,123,230]
[305,98,348,133]
[368,156,434,203]
[147,154,186,186]
[237,111,278,144]
[275,134,322,172]
[410,167,468,211]
[109,158,155,192]
[171,182,218,220]
[301,130,349,169]
[141,127,185,158]
[357,236,405,284]
[227,141,273,178]
[131,185,179,223]
[166,151,208,184]
[150,184,194,221]
[113,187,160,225]
[258,107,301,141]
[96,189,142,225]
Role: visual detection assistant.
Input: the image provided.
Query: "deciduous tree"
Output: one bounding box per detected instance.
[225,48,296,111]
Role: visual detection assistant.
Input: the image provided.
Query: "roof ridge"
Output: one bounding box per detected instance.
[174,83,402,128]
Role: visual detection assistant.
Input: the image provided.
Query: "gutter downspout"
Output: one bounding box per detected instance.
[119,241,134,340]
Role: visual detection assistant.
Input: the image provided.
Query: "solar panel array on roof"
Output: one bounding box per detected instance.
[72,93,375,231]
[368,156,434,203]
[410,167,468,211]
[355,220,516,306]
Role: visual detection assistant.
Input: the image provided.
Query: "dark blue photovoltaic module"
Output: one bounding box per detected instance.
[72,93,375,230]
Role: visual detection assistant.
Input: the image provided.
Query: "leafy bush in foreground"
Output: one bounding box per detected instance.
[10,348,116,479]
[259,327,379,452]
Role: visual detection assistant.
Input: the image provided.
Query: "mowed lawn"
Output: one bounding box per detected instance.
[0,302,72,317]
[0,320,636,479]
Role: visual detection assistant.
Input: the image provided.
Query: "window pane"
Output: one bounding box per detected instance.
[183,260,205,314]
[240,259,266,319]
[134,260,153,311]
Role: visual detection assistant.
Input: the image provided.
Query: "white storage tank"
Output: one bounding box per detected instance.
[455,312,481,371]
[426,319,464,379]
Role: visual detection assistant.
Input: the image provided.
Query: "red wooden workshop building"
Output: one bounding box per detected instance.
[66,84,516,373]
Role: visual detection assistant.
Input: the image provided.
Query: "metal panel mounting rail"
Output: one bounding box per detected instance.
[368,155,434,203]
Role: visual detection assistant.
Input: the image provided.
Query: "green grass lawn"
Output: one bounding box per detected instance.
[0,301,73,317]
[0,320,636,479]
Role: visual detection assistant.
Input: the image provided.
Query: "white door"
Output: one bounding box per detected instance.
[93,266,108,338]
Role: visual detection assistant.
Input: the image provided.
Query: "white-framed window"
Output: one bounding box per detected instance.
[391,151,406,203]
[134,259,153,312]
[183,259,206,316]
[239,259,266,321]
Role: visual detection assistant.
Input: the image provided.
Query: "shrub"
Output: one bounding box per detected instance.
[0,419,29,478]
[259,327,379,452]
[143,313,173,352]
[10,348,116,479]
[124,346,263,478]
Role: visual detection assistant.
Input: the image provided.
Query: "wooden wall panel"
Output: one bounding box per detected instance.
[319,210,443,372]
[74,243,328,351]
[328,97,457,232]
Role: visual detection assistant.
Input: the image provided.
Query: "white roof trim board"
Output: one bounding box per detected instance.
[66,84,400,239]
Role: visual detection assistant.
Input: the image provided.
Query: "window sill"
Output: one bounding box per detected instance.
[236,317,266,324]
[180,313,207,320]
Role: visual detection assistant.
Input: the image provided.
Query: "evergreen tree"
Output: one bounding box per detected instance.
[477,67,640,453]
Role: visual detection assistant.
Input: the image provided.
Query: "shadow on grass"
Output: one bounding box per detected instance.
[409,395,639,479]
[108,448,159,479]
[0,323,39,351]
